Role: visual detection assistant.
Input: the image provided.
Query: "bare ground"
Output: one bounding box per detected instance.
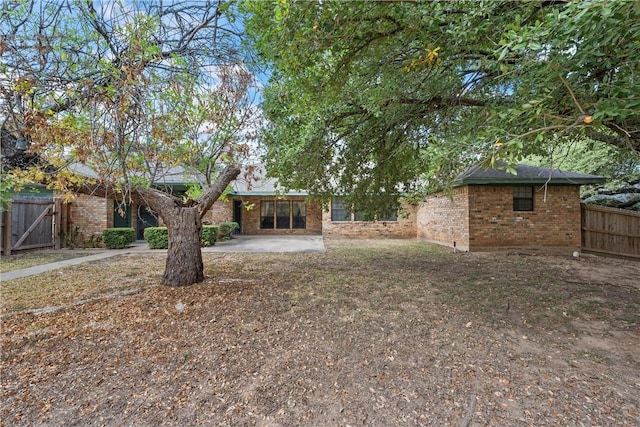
[1,239,639,426]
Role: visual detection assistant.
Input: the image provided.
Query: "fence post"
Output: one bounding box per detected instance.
[2,203,12,256]
[53,198,62,249]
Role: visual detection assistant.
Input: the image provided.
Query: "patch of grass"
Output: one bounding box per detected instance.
[581,349,611,364]
[0,252,91,273]
[2,240,639,342]
[2,239,640,427]
[617,314,639,325]
[574,300,608,320]
[0,254,165,314]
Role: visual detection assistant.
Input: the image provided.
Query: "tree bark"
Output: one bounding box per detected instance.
[135,165,241,287]
[198,165,241,216]
[162,206,204,286]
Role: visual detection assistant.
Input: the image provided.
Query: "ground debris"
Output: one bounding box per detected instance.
[1,241,639,426]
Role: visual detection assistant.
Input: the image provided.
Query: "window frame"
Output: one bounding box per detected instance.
[260,200,275,229]
[513,186,534,212]
[260,199,307,229]
[292,201,306,229]
[377,210,398,222]
[330,197,398,222]
[330,197,351,221]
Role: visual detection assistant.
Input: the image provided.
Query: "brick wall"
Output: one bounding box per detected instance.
[68,194,110,240]
[467,185,581,249]
[322,204,417,239]
[416,187,470,250]
[206,199,234,225]
[417,185,582,250]
[232,196,322,235]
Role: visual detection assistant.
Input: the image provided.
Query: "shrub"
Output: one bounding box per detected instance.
[201,225,218,247]
[218,221,239,240]
[102,228,135,249]
[144,227,168,249]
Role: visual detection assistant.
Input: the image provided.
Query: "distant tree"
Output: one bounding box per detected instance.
[524,139,640,187]
[244,0,640,212]
[1,0,259,286]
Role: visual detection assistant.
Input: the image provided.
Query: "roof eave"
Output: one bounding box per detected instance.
[453,177,607,186]
[231,191,309,197]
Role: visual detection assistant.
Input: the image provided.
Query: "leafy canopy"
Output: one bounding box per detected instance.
[1,0,258,204]
[244,0,640,212]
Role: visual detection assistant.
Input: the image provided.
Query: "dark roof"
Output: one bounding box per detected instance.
[67,163,307,196]
[453,163,606,186]
[231,165,307,196]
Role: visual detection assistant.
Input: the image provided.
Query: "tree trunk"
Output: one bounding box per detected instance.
[135,165,241,287]
[162,206,204,286]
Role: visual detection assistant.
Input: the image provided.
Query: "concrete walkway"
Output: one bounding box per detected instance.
[0,235,325,281]
[205,235,325,253]
[1,250,132,281]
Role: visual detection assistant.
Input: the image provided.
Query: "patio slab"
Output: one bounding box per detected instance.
[203,235,326,253]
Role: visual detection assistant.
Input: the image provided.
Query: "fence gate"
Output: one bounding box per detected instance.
[1,199,62,255]
[581,204,640,259]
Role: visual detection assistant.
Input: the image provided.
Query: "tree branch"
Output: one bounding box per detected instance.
[197,164,241,218]
[398,96,486,108]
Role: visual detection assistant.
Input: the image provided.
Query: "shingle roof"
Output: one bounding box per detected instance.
[453,163,606,186]
[142,165,309,196]
[67,163,307,195]
[231,165,308,196]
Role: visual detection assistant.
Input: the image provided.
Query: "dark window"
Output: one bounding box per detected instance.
[113,201,131,228]
[261,200,306,229]
[292,201,306,229]
[513,187,534,211]
[354,209,368,221]
[332,197,399,222]
[331,197,350,221]
[260,201,274,229]
[377,210,398,222]
[276,200,291,229]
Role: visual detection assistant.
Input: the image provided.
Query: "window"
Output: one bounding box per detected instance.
[354,209,368,221]
[260,200,306,229]
[330,197,398,222]
[276,200,290,229]
[260,201,274,228]
[331,197,350,221]
[377,210,398,222]
[513,186,534,211]
[292,201,306,229]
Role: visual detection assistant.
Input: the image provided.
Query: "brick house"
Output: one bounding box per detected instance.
[415,164,605,251]
[68,193,159,241]
[207,169,323,235]
[208,168,415,238]
[65,163,604,250]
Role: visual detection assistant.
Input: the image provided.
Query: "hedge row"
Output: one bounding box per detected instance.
[143,225,224,249]
[144,227,169,249]
[218,221,239,240]
[105,222,239,250]
[201,225,219,247]
[102,228,136,249]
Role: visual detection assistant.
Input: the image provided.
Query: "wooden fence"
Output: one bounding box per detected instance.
[1,198,65,255]
[581,204,640,259]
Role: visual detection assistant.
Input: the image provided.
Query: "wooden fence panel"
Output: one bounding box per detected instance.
[581,204,640,259]
[0,210,6,253]
[1,198,62,255]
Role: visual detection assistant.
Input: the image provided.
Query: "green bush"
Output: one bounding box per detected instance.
[201,225,218,247]
[144,227,168,249]
[102,228,135,249]
[218,221,239,240]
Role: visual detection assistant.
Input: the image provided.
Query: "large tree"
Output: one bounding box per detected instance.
[1,0,259,286]
[244,0,640,212]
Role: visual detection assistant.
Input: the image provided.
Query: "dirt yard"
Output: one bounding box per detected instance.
[1,239,639,426]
